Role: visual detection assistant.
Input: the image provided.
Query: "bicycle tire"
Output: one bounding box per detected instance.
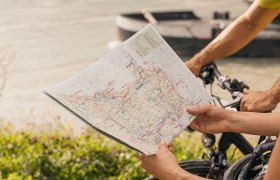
[145,160,221,180]
[224,148,272,180]
[223,154,253,180]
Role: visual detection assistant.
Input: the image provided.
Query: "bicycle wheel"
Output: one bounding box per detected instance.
[223,154,253,180]
[224,152,271,180]
[145,160,223,180]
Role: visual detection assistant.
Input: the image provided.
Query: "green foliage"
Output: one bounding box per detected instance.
[0,127,242,179]
[0,131,146,180]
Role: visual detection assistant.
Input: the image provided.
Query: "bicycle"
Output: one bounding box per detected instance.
[146,63,275,180]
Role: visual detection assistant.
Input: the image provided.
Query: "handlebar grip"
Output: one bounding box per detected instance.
[221,79,232,92]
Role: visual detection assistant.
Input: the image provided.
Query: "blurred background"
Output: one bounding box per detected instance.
[0,0,279,179]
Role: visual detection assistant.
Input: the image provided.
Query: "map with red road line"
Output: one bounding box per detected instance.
[46,25,211,155]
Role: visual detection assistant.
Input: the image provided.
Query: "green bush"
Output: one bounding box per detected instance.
[0,126,242,180]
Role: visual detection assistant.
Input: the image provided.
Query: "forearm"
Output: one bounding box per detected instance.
[194,15,261,65]
[191,1,280,67]
[230,111,280,136]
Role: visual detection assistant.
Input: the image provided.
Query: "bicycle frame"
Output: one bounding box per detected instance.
[218,132,253,155]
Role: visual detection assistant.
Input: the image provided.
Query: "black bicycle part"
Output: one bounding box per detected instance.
[218,132,253,155]
[145,160,220,180]
[223,154,254,180]
[241,140,275,179]
[199,63,249,93]
[180,160,223,179]
[202,133,216,148]
[223,139,275,180]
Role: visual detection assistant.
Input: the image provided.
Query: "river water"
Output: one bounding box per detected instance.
[0,0,279,132]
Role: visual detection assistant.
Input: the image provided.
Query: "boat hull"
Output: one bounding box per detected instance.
[118,27,280,58]
[116,11,280,58]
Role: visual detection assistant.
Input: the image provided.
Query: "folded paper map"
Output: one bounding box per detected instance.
[46,24,211,155]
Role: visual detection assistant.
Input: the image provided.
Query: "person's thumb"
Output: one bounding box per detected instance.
[159,140,167,148]
[189,120,200,131]
[187,104,212,115]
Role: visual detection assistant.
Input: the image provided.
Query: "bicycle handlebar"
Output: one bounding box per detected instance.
[211,64,232,92]
[199,63,249,94]
[199,63,249,109]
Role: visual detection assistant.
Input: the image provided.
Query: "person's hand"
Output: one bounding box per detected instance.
[185,58,203,77]
[241,89,278,112]
[139,141,179,179]
[187,104,232,133]
[139,141,200,180]
[185,50,212,77]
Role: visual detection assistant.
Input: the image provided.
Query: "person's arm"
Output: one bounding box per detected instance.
[188,104,280,136]
[241,77,280,112]
[139,141,206,180]
[264,134,280,180]
[186,1,280,76]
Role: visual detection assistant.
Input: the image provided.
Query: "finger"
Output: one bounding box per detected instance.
[168,147,173,152]
[159,140,167,148]
[242,104,248,112]
[240,95,250,111]
[167,143,173,148]
[160,140,166,144]
[167,143,173,151]
[247,104,256,112]
[139,153,146,160]
[187,104,213,115]
[189,120,200,131]
[243,88,251,94]
[240,97,244,111]
[240,95,247,111]
[140,162,145,169]
[247,106,253,112]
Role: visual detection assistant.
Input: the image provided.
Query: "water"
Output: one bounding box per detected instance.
[0,0,279,131]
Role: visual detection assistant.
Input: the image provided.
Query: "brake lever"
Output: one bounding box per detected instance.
[216,92,243,108]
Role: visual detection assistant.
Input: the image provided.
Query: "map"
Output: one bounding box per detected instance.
[46,25,212,155]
